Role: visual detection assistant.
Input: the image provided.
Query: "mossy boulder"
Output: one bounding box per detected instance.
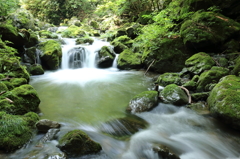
[97,46,116,68]
[156,73,182,86]
[232,56,240,75]
[185,52,215,75]
[0,111,39,152]
[100,114,148,138]
[0,56,30,82]
[23,47,37,64]
[196,66,229,91]
[160,84,189,106]
[38,40,62,70]
[117,49,142,70]
[180,11,240,52]
[67,17,81,27]
[142,38,191,73]
[111,35,133,54]
[75,37,94,45]
[0,23,29,49]
[126,91,159,113]
[10,78,28,88]
[90,21,99,29]
[207,75,240,130]
[0,82,9,92]
[25,31,39,48]
[126,23,142,39]
[60,25,87,38]
[0,84,40,115]
[8,9,37,30]
[57,130,102,157]
[39,30,58,39]
[182,80,197,91]
[29,64,44,75]
[191,92,209,101]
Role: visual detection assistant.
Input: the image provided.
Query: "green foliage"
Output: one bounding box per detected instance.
[0,0,19,17]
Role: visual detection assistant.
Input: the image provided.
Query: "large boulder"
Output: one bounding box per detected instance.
[207,75,240,130]
[117,49,143,70]
[60,25,87,38]
[111,35,133,53]
[0,84,40,115]
[57,130,102,157]
[185,52,216,75]
[75,37,94,45]
[142,38,191,73]
[196,66,229,91]
[0,111,39,152]
[97,46,116,68]
[38,40,62,70]
[180,11,240,52]
[160,84,189,106]
[36,119,61,133]
[156,73,182,86]
[126,91,159,113]
[28,64,44,75]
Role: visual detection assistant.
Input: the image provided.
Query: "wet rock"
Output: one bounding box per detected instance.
[38,40,62,70]
[153,144,180,159]
[97,46,115,68]
[1,84,40,115]
[127,91,159,113]
[191,92,209,102]
[156,73,182,87]
[181,11,240,52]
[57,130,102,157]
[0,111,39,152]
[160,84,189,106]
[117,49,143,70]
[187,102,210,115]
[36,128,60,147]
[182,80,196,91]
[36,119,61,133]
[29,64,44,75]
[196,66,229,92]
[185,52,215,75]
[39,30,58,39]
[24,47,37,64]
[207,75,240,130]
[76,37,94,45]
[100,114,148,138]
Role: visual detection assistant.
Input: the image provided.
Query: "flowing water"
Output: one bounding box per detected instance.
[5,36,240,159]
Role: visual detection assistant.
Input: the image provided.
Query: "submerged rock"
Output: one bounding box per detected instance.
[207,75,240,130]
[36,119,61,133]
[153,144,180,159]
[160,84,189,106]
[57,130,102,157]
[0,111,39,152]
[127,91,159,113]
[100,114,148,138]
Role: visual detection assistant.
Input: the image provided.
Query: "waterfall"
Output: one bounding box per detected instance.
[61,37,111,69]
[112,54,119,68]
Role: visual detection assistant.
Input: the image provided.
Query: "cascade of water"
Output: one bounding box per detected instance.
[112,54,119,68]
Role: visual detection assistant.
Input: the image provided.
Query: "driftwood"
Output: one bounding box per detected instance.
[144,59,156,76]
[179,86,192,104]
[0,76,13,81]
[0,91,6,95]
[5,98,14,103]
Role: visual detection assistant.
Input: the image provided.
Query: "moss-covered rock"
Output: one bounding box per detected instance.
[97,46,116,68]
[207,75,240,130]
[1,84,40,115]
[196,66,229,91]
[60,25,87,38]
[29,64,44,75]
[126,23,142,39]
[0,56,30,82]
[67,17,81,27]
[75,37,94,45]
[142,38,191,73]
[160,84,189,106]
[156,73,182,86]
[182,80,197,91]
[26,30,39,48]
[39,30,58,39]
[0,111,39,152]
[185,52,215,75]
[0,82,9,92]
[191,92,209,101]
[180,11,240,52]
[90,21,99,29]
[111,35,133,53]
[23,47,37,64]
[38,40,62,70]
[187,101,210,115]
[232,56,240,76]
[117,49,142,70]
[126,91,159,113]
[10,78,28,88]
[57,130,102,157]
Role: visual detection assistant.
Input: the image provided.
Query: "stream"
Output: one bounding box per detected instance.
[5,36,240,159]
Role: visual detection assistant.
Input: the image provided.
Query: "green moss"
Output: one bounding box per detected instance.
[61,25,87,38]
[0,82,8,92]
[58,130,102,157]
[197,66,229,91]
[156,73,182,86]
[117,49,142,70]
[10,78,27,88]
[2,84,40,115]
[185,52,215,75]
[76,37,94,45]
[133,91,158,101]
[0,112,38,151]
[39,30,58,39]
[38,40,62,70]
[29,64,44,75]
[207,75,240,129]
[232,56,240,76]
